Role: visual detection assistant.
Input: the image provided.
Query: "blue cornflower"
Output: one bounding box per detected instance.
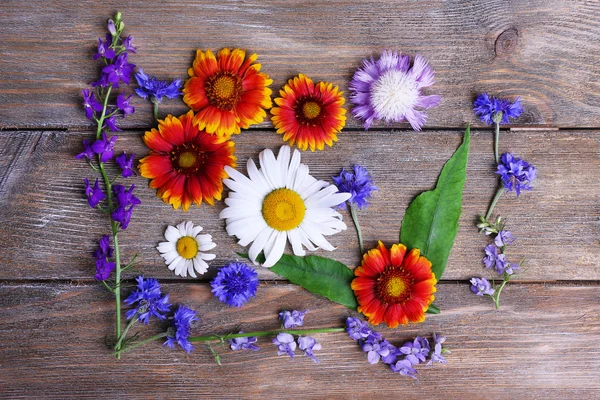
[102,53,135,86]
[399,336,430,365]
[279,309,309,329]
[345,317,372,340]
[229,332,259,351]
[92,132,118,162]
[93,235,113,260]
[332,165,377,210]
[124,276,172,324]
[427,333,448,366]
[82,89,103,119]
[362,335,392,365]
[134,68,182,103]
[470,277,495,296]
[474,93,523,125]
[93,35,115,61]
[115,152,136,178]
[494,230,514,247]
[164,305,198,353]
[84,178,106,208]
[273,333,296,358]
[211,262,259,308]
[298,336,321,363]
[497,153,537,196]
[390,359,418,379]
[95,258,116,281]
[116,93,135,117]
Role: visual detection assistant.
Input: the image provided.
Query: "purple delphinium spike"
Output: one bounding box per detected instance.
[298,336,321,363]
[95,258,116,281]
[332,165,378,210]
[470,277,495,296]
[474,93,523,125]
[122,35,136,53]
[229,333,259,351]
[273,333,296,358]
[497,153,537,196]
[115,152,136,178]
[279,309,309,329]
[164,305,198,353]
[124,276,172,324]
[134,68,183,103]
[93,235,114,260]
[84,178,106,208]
[104,115,122,132]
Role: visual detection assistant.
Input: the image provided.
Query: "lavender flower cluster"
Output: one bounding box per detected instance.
[346,317,447,379]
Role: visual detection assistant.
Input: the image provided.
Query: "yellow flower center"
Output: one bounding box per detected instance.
[376,266,412,304]
[385,277,406,297]
[205,72,243,111]
[262,188,306,231]
[178,151,197,169]
[176,236,198,259]
[302,101,322,120]
[170,143,207,175]
[213,75,236,99]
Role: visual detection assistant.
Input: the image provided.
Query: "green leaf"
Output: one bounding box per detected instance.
[400,126,471,280]
[238,253,357,309]
[425,304,440,314]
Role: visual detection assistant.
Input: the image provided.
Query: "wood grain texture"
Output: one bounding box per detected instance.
[1,0,600,129]
[0,282,598,399]
[0,129,598,281]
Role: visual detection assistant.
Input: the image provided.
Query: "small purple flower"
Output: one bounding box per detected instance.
[229,333,259,351]
[93,235,113,260]
[390,359,418,379]
[124,276,172,324]
[362,335,392,365]
[75,139,95,160]
[211,262,259,308]
[113,184,141,208]
[84,178,106,208]
[104,115,122,132]
[107,20,117,36]
[93,35,116,61]
[102,52,135,86]
[497,153,537,196]
[82,89,103,119]
[349,50,440,130]
[164,305,198,353]
[427,333,448,365]
[298,336,321,363]
[116,93,135,117]
[494,230,514,247]
[482,244,498,270]
[399,336,430,365]
[470,277,495,296]
[122,35,136,53]
[332,165,378,210]
[92,132,118,162]
[474,93,523,125]
[134,68,183,103]
[273,333,296,358]
[279,309,309,329]
[111,206,134,230]
[381,344,399,365]
[95,258,116,281]
[115,151,136,178]
[346,317,372,340]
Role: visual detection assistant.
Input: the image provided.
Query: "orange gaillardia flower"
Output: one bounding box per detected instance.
[271,74,346,151]
[351,241,437,328]
[139,111,236,211]
[183,48,273,139]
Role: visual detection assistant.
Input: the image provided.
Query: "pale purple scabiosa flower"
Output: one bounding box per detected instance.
[134,68,182,103]
[349,50,441,130]
[390,359,418,379]
[211,262,259,308]
[279,309,309,329]
[84,178,106,208]
[494,230,514,247]
[427,333,448,366]
[229,332,259,351]
[399,336,430,365]
[470,277,495,296]
[332,165,378,211]
[273,332,296,358]
[124,276,172,324]
[474,93,523,126]
[298,336,321,363]
[164,305,198,353]
[346,317,372,340]
[82,89,103,119]
[115,151,136,177]
[92,132,118,162]
[497,153,537,196]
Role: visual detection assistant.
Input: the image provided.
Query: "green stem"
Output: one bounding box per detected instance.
[494,121,500,164]
[349,203,364,254]
[189,327,346,343]
[114,315,137,353]
[485,185,506,221]
[101,280,115,293]
[116,332,168,356]
[96,86,112,140]
[493,274,510,310]
[153,101,159,120]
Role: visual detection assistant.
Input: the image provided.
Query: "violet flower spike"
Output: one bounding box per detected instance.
[390,359,418,379]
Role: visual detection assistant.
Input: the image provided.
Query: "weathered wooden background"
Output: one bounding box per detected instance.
[1,0,599,398]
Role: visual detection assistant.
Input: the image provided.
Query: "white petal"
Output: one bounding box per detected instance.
[157,241,176,254]
[296,227,318,251]
[191,224,203,236]
[248,227,276,264]
[285,149,302,189]
[199,252,216,261]
[168,255,184,272]
[220,205,260,220]
[300,221,336,251]
[287,228,306,257]
[263,231,287,268]
[225,216,268,240]
[160,250,180,265]
[193,257,209,275]
[291,164,310,193]
[165,225,183,243]
[276,145,291,185]
[187,259,197,278]
[259,148,283,189]
[300,179,328,200]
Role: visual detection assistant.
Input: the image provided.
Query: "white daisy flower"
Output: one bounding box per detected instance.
[157,221,217,277]
[219,145,351,268]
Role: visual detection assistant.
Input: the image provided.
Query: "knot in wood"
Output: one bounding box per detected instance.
[495,28,519,56]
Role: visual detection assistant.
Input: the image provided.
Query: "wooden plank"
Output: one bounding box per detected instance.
[1,0,600,129]
[0,129,598,281]
[0,282,598,399]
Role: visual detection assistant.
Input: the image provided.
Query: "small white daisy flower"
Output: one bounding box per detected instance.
[219,145,351,268]
[157,221,216,278]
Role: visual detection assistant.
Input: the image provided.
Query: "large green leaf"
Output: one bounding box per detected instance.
[240,253,357,309]
[400,126,471,280]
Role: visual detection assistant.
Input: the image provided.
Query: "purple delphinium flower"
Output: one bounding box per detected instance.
[93,35,115,61]
[494,230,514,247]
[427,333,448,365]
[349,50,441,130]
[84,178,106,208]
[134,68,183,103]
[115,151,136,177]
[164,305,198,353]
[124,276,172,324]
[381,344,400,365]
[102,52,135,85]
[116,93,135,117]
[332,165,378,210]
[229,332,259,351]
[75,139,95,161]
[95,258,116,281]
[390,359,418,379]
[93,235,113,260]
[210,262,259,308]
[279,309,309,329]
[107,20,117,36]
[362,335,392,365]
[92,131,118,162]
[82,89,104,119]
[474,93,523,125]
[470,277,495,296]
[273,333,296,358]
[122,35,136,53]
[111,184,140,230]
[399,336,430,365]
[346,317,372,340]
[298,336,321,363]
[497,153,537,196]
[482,244,498,270]
[104,115,122,132]
[111,207,134,230]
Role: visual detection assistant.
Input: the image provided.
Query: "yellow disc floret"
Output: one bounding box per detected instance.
[176,236,199,259]
[262,188,306,231]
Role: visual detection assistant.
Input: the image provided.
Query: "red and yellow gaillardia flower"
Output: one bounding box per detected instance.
[183,48,273,139]
[271,74,346,151]
[351,241,437,328]
[139,110,236,211]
